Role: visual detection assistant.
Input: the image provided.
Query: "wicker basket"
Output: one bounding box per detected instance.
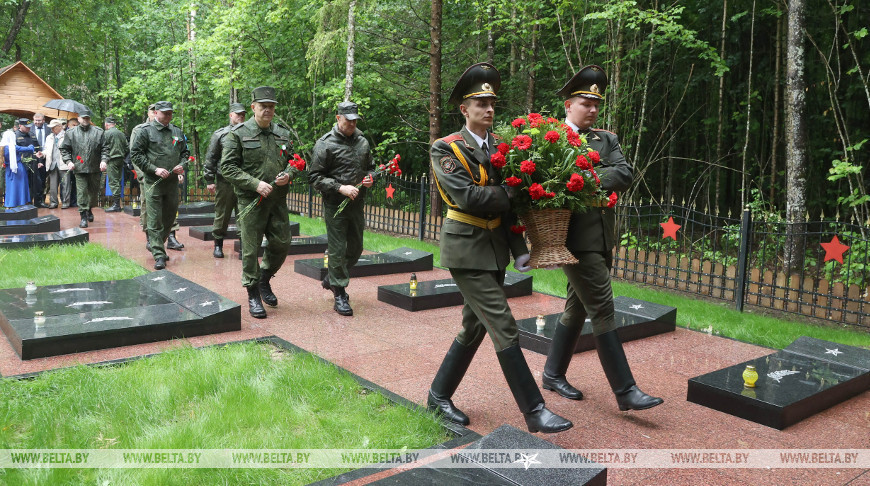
[520,209,578,268]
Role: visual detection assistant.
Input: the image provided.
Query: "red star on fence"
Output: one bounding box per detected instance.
[661,216,681,241]
[385,183,395,199]
[821,235,849,264]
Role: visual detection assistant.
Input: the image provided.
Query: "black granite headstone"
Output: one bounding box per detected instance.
[177,201,216,214]
[0,205,38,221]
[687,337,870,429]
[294,247,433,280]
[176,213,235,227]
[367,424,606,486]
[377,272,533,312]
[0,215,61,236]
[233,234,327,258]
[0,228,89,250]
[189,221,299,241]
[122,205,140,216]
[0,270,240,360]
[518,296,677,355]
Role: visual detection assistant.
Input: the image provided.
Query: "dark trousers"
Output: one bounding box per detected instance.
[145,180,180,259]
[212,177,238,240]
[560,251,617,336]
[323,200,365,289]
[237,195,291,287]
[450,268,518,352]
[74,172,101,212]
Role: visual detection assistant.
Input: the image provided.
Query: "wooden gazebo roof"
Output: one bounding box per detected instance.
[0,61,78,120]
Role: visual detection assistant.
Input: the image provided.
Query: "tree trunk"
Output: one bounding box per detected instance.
[525,13,538,112]
[714,0,728,214]
[1,0,30,55]
[428,0,443,215]
[486,7,494,65]
[510,7,517,77]
[343,0,357,101]
[784,0,808,272]
[740,0,756,209]
[770,9,783,205]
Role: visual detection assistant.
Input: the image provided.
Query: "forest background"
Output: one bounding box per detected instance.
[2,0,868,229]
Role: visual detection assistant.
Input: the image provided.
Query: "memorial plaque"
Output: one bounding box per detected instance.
[0,228,89,250]
[122,205,140,216]
[518,296,677,355]
[294,247,433,280]
[233,234,327,258]
[177,201,215,214]
[176,213,235,227]
[0,271,240,360]
[365,425,605,486]
[0,205,38,221]
[377,272,533,312]
[0,215,61,236]
[190,221,299,241]
[688,337,870,429]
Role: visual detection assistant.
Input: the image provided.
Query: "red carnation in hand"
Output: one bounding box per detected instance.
[511,135,532,150]
[76,155,84,164]
[575,155,590,170]
[544,131,560,143]
[566,173,585,192]
[511,118,526,128]
[528,183,546,200]
[608,192,618,208]
[520,160,536,175]
[394,154,401,162]
[588,151,600,164]
[510,225,526,234]
[188,156,195,162]
[490,152,506,168]
[591,169,600,184]
[497,142,510,155]
[290,153,306,171]
[504,176,522,187]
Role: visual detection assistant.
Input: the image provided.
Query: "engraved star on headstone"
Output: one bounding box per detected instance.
[513,453,541,470]
[403,251,413,255]
[199,300,214,307]
[825,348,843,357]
[629,304,644,310]
[173,287,188,293]
[151,276,166,281]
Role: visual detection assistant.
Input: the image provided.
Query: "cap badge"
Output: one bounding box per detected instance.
[590,84,600,94]
[482,83,493,92]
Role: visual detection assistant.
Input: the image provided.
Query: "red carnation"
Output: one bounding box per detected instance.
[291,153,306,171]
[575,155,590,170]
[608,192,618,208]
[588,151,600,164]
[76,155,84,164]
[511,118,526,128]
[546,117,559,124]
[544,131,560,143]
[511,135,532,151]
[520,160,536,175]
[510,225,526,234]
[504,176,522,187]
[528,183,546,200]
[490,152,506,168]
[567,131,582,147]
[497,142,510,155]
[188,156,195,162]
[566,173,585,192]
[527,113,543,121]
[394,154,401,162]
[591,169,600,184]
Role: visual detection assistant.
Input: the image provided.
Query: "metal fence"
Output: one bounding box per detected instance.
[115,167,870,328]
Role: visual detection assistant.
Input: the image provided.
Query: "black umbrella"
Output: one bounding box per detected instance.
[43,99,90,115]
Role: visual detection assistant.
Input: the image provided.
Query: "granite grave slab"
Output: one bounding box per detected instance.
[176,213,235,227]
[365,424,606,486]
[0,228,89,250]
[687,336,870,429]
[294,247,433,280]
[377,272,533,312]
[0,270,240,360]
[122,205,140,216]
[233,234,327,258]
[0,205,38,221]
[189,221,299,241]
[518,296,677,355]
[0,215,61,236]
[177,201,215,214]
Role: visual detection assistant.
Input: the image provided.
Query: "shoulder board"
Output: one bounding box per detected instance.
[317,131,331,142]
[231,124,245,132]
[437,133,463,144]
[591,128,617,136]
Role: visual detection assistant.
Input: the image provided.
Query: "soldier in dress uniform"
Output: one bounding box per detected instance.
[204,102,246,258]
[542,65,663,411]
[221,86,301,318]
[426,63,572,434]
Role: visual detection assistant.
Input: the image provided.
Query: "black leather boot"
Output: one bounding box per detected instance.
[86,209,94,222]
[542,323,584,400]
[332,286,353,316]
[497,344,573,434]
[105,197,121,212]
[167,231,184,250]
[78,212,88,228]
[247,285,267,319]
[595,330,663,411]
[154,257,166,270]
[321,274,331,291]
[427,339,482,425]
[213,239,224,258]
[258,269,278,307]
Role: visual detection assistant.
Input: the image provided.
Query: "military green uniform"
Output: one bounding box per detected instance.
[129,122,181,234]
[130,119,189,260]
[104,125,129,200]
[58,122,108,216]
[309,124,373,290]
[204,124,238,240]
[220,118,298,287]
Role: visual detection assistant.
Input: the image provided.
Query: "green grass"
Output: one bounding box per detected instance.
[0,243,148,290]
[290,213,870,350]
[0,342,449,485]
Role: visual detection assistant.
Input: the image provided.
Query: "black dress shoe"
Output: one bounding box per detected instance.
[524,404,573,433]
[542,373,584,400]
[427,390,470,425]
[154,257,166,270]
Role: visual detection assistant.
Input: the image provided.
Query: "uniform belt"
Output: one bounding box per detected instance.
[446,209,501,230]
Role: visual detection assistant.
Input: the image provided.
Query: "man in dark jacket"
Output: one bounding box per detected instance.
[309,101,373,316]
[204,103,246,258]
[103,116,129,212]
[59,108,108,228]
[542,65,663,412]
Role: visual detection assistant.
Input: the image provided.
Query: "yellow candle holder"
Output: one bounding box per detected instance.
[409,273,418,291]
[323,250,329,268]
[742,364,759,388]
